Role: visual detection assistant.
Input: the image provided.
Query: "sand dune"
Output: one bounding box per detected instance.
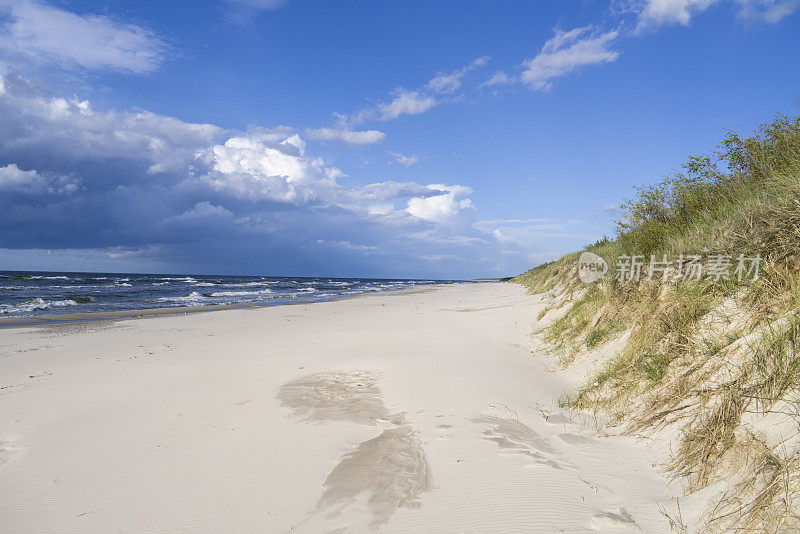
[0,283,673,532]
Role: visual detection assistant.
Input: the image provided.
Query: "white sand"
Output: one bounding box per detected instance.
[0,283,673,532]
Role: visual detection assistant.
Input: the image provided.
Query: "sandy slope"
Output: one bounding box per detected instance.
[0,283,672,533]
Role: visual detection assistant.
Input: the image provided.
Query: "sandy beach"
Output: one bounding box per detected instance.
[0,282,672,533]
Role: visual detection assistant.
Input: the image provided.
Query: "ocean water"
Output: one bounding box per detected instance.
[0,271,470,318]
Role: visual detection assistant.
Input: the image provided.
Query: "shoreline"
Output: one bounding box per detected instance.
[0,284,442,328]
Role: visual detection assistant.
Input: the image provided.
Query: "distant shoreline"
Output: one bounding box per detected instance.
[0,270,473,322]
[0,284,442,328]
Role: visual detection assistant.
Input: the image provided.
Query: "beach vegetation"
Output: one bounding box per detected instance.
[513,115,800,532]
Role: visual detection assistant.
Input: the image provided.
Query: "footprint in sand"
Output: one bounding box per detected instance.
[278,372,431,529]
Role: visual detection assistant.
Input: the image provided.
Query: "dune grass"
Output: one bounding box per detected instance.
[512,115,800,531]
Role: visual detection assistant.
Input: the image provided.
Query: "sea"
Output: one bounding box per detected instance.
[0,271,471,318]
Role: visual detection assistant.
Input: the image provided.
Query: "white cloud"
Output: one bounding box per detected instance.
[735,0,800,22]
[173,201,233,220]
[0,163,78,194]
[196,132,322,204]
[378,89,438,121]
[491,229,513,243]
[305,127,386,145]
[635,0,799,29]
[0,71,506,278]
[192,130,459,221]
[475,218,600,242]
[401,230,487,246]
[426,55,490,94]
[316,239,378,253]
[0,0,167,73]
[388,151,419,167]
[418,254,461,262]
[521,27,620,91]
[426,72,463,94]
[406,184,473,223]
[480,71,515,88]
[0,84,222,174]
[637,0,718,26]
[348,56,490,124]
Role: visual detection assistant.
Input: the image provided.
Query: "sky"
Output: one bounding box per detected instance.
[0,0,798,278]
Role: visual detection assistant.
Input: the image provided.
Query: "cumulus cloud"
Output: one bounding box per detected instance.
[0,163,78,194]
[0,76,222,175]
[0,74,501,276]
[305,127,386,145]
[522,27,620,91]
[195,132,319,204]
[406,184,473,223]
[388,151,419,167]
[0,0,167,73]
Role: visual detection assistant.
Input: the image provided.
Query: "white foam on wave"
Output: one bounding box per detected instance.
[210,289,274,298]
[0,298,78,315]
[28,275,70,280]
[157,291,207,305]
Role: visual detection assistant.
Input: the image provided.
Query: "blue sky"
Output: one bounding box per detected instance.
[0,0,798,278]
